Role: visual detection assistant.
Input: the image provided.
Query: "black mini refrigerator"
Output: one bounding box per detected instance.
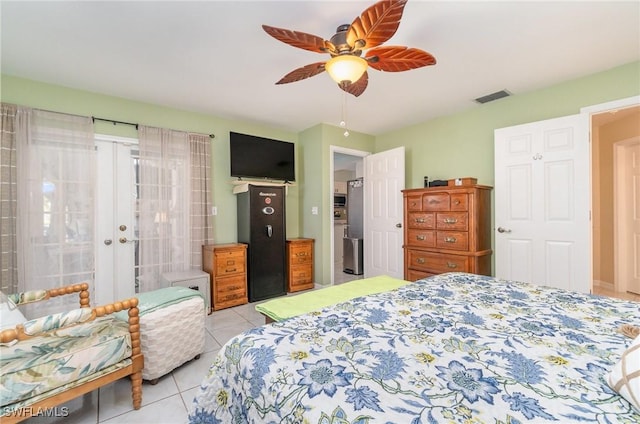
[237,185,286,302]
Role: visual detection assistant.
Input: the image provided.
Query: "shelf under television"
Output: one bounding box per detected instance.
[230,179,296,195]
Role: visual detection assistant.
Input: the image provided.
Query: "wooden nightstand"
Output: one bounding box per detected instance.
[286,238,314,293]
[202,243,248,310]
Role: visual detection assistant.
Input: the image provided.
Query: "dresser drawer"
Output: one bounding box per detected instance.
[288,245,312,265]
[436,212,468,231]
[406,229,435,248]
[406,269,435,282]
[406,194,423,211]
[214,251,246,276]
[422,193,450,211]
[407,212,435,229]
[450,193,468,211]
[436,231,469,251]
[407,250,469,273]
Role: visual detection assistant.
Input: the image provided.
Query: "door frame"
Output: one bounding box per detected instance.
[613,136,640,293]
[581,95,640,293]
[330,145,369,284]
[95,134,138,305]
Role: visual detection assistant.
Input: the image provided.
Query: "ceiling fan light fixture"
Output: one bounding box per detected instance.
[325,55,368,85]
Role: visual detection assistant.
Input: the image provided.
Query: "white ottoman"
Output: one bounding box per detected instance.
[133,287,206,383]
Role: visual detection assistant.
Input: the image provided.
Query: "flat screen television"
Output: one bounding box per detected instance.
[230,132,295,182]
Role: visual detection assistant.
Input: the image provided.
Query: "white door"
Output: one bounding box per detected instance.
[95,139,138,305]
[364,147,405,278]
[494,114,591,293]
[616,139,640,294]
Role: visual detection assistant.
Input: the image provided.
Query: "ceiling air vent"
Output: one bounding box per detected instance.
[474,89,512,104]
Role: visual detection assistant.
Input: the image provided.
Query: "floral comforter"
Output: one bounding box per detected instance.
[189,272,640,423]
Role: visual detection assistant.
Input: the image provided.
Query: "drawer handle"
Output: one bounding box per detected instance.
[416,235,426,241]
[225,268,237,273]
[428,199,439,204]
[453,200,461,205]
[226,260,235,265]
[415,218,426,223]
[295,252,307,257]
[411,201,419,208]
[443,218,457,224]
[447,262,458,269]
[416,258,425,264]
[445,237,457,243]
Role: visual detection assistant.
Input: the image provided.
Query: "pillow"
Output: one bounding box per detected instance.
[607,334,640,412]
[0,291,27,332]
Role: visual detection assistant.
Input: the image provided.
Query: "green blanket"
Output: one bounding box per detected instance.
[115,286,204,320]
[255,275,410,322]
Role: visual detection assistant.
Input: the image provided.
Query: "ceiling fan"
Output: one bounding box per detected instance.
[262,0,436,97]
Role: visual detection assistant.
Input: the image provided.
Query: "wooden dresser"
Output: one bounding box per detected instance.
[202,243,248,310]
[403,184,492,281]
[286,238,314,292]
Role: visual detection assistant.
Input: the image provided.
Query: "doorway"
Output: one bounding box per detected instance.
[591,105,640,295]
[331,147,366,285]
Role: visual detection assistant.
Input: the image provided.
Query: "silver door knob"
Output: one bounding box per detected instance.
[119,237,139,244]
[104,239,113,246]
[497,227,512,233]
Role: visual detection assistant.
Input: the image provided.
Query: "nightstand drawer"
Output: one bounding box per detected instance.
[288,245,312,265]
[214,252,246,276]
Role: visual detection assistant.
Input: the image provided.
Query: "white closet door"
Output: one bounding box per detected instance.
[494,114,591,293]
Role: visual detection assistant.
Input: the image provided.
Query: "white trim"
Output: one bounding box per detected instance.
[581,96,640,114]
[614,136,640,294]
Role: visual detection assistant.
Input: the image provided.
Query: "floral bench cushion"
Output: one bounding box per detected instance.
[0,316,131,407]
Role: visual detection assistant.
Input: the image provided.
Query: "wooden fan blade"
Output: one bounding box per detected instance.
[347,0,408,50]
[276,62,326,84]
[262,25,331,54]
[339,72,369,97]
[366,46,436,72]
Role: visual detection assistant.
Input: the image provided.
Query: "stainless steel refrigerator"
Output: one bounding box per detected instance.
[237,185,286,301]
[343,178,364,274]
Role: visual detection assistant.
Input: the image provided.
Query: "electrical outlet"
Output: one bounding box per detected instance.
[211,206,218,216]
[311,206,318,215]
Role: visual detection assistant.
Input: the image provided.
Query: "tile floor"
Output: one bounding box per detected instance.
[20,272,637,423]
[23,270,362,424]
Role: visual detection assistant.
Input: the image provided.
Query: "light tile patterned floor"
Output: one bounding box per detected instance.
[19,273,637,423]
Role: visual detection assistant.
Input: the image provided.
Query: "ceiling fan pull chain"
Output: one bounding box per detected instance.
[340,91,350,137]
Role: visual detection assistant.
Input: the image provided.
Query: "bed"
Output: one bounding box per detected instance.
[189,272,640,422]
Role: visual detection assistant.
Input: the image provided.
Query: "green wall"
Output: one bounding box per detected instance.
[2,60,639,284]
[298,124,375,284]
[377,61,640,190]
[0,75,301,244]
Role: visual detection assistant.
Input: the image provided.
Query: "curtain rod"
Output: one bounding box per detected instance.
[92,116,138,130]
[91,116,215,139]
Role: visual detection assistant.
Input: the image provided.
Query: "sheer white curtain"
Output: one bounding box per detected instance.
[15,107,95,317]
[137,126,191,292]
[0,104,19,294]
[189,133,214,269]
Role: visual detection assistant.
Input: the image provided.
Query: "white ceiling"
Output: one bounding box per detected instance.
[2,1,639,136]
